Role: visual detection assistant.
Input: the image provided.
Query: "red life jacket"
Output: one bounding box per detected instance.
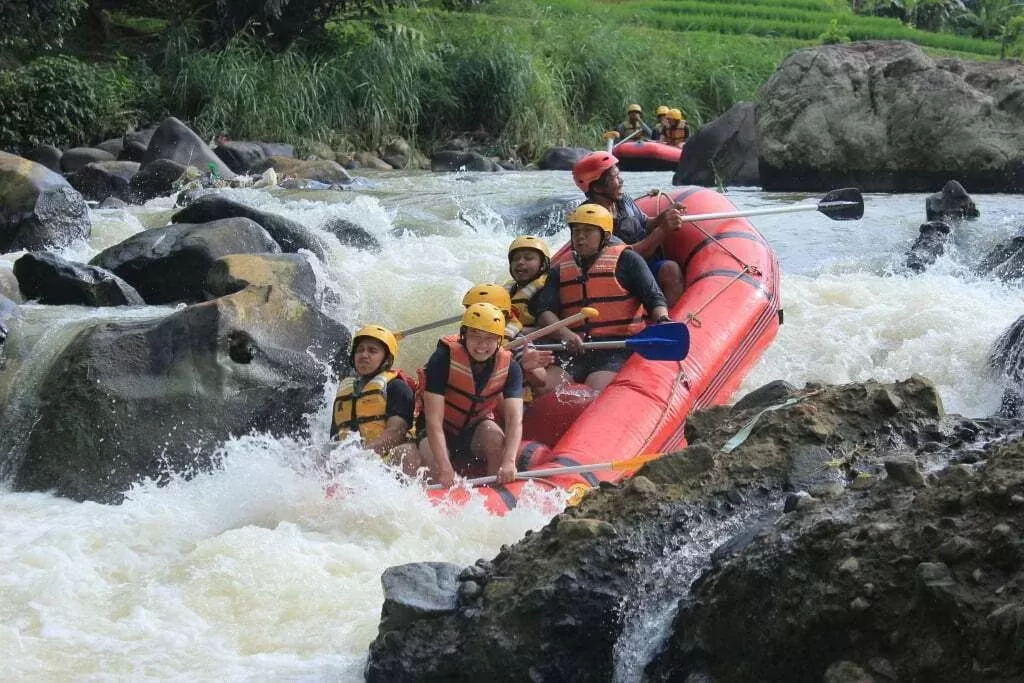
[438,335,512,435]
[557,244,644,339]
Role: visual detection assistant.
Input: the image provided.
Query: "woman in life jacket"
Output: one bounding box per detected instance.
[534,204,671,392]
[417,302,524,489]
[572,151,685,307]
[463,280,554,399]
[330,324,419,474]
[660,108,689,148]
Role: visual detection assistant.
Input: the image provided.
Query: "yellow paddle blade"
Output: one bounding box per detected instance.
[601,131,620,141]
[581,306,599,319]
[609,451,666,470]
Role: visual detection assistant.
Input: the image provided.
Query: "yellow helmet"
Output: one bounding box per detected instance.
[352,324,399,360]
[462,302,506,338]
[508,235,551,261]
[567,203,614,235]
[462,283,512,317]
[667,108,683,121]
[655,105,669,116]
[627,103,642,113]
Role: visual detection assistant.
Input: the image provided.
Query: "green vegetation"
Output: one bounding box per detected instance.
[0,0,1017,161]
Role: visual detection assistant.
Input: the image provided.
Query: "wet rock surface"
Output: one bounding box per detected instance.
[673,101,759,188]
[0,152,91,254]
[13,251,143,306]
[366,377,1024,682]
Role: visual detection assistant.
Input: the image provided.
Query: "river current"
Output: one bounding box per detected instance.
[0,169,1020,680]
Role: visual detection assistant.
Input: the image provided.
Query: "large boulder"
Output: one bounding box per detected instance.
[905,220,953,273]
[537,146,590,171]
[7,252,350,503]
[990,314,1024,416]
[214,141,267,174]
[494,194,578,236]
[249,156,353,184]
[318,217,381,253]
[757,41,1024,192]
[60,147,116,174]
[23,144,62,173]
[129,158,187,203]
[978,235,1024,281]
[0,261,21,302]
[143,117,236,180]
[67,161,140,203]
[0,151,91,254]
[90,217,281,304]
[171,194,330,259]
[431,151,503,173]
[673,102,759,187]
[367,377,1019,681]
[13,251,143,306]
[926,180,980,221]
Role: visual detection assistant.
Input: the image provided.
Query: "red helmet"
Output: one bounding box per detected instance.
[572,152,618,193]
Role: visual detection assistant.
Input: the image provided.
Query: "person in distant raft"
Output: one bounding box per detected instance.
[417,302,524,488]
[651,105,670,141]
[615,104,653,142]
[660,108,689,148]
[572,151,686,307]
[535,204,670,392]
[330,324,419,474]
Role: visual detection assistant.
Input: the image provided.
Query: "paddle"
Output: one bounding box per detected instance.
[676,187,864,223]
[426,451,667,490]
[504,307,598,350]
[531,321,689,361]
[602,128,642,152]
[396,314,463,339]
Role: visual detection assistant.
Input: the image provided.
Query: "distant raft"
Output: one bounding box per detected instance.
[429,186,782,514]
[612,141,683,172]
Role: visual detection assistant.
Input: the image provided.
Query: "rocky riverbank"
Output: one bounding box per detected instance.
[366,377,1024,682]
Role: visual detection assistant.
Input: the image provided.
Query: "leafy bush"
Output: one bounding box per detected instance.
[0,55,164,153]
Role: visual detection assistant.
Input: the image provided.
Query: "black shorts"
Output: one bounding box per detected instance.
[416,418,489,474]
[562,349,632,384]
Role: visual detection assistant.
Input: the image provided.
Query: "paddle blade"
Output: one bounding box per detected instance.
[625,322,690,361]
[818,188,863,221]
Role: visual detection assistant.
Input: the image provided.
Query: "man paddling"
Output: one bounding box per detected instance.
[417,302,524,488]
[535,204,670,392]
[572,151,686,307]
[615,104,653,142]
[330,324,419,474]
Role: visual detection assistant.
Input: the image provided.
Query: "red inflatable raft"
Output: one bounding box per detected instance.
[613,141,682,172]
[430,187,781,514]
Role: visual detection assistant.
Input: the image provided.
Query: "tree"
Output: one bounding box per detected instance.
[955,0,1024,56]
[0,0,88,51]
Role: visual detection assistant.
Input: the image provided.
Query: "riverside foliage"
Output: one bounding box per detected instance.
[0,0,1009,160]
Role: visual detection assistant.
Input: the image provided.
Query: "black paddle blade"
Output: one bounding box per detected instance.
[818,187,864,221]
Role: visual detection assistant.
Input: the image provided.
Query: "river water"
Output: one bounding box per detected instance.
[0,169,1021,680]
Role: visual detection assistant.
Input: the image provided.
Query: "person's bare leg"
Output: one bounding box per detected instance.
[585,370,617,392]
[471,419,506,475]
[657,261,684,308]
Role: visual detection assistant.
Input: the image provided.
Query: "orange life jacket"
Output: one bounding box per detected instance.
[557,244,644,339]
[661,123,688,146]
[438,335,513,435]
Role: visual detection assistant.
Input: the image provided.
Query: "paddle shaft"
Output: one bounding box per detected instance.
[533,340,629,351]
[397,314,462,339]
[606,128,642,152]
[679,201,854,223]
[504,307,597,350]
[427,456,658,490]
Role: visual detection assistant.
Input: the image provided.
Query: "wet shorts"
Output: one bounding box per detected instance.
[416,418,489,475]
[647,258,670,279]
[562,349,633,384]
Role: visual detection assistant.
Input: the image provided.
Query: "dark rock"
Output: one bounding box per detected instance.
[0,294,16,344]
[757,42,1024,192]
[249,156,352,184]
[90,217,281,304]
[124,127,156,150]
[431,151,503,173]
[379,137,413,170]
[95,138,124,157]
[379,562,462,631]
[99,197,128,210]
[884,456,927,488]
[6,252,349,502]
[23,144,62,173]
[978,235,1024,281]
[537,147,590,171]
[824,660,873,683]
[352,152,392,171]
[67,161,140,203]
[214,141,267,174]
[129,159,187,203]
[172,194,329,259]
[989,315,1024,417]
[143,117,236,180]
[118,140,148,162]
[205,252,320,307]
[905,221,953,273]
[926,180,979,222]
[673,101,759,187]
[259,143,294,158]
[60,147,116,174]
[319,217,381,253]
[13,251,143,306]
[493,194,578,236]
[733,379,797,412]
[0,151,91,253]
